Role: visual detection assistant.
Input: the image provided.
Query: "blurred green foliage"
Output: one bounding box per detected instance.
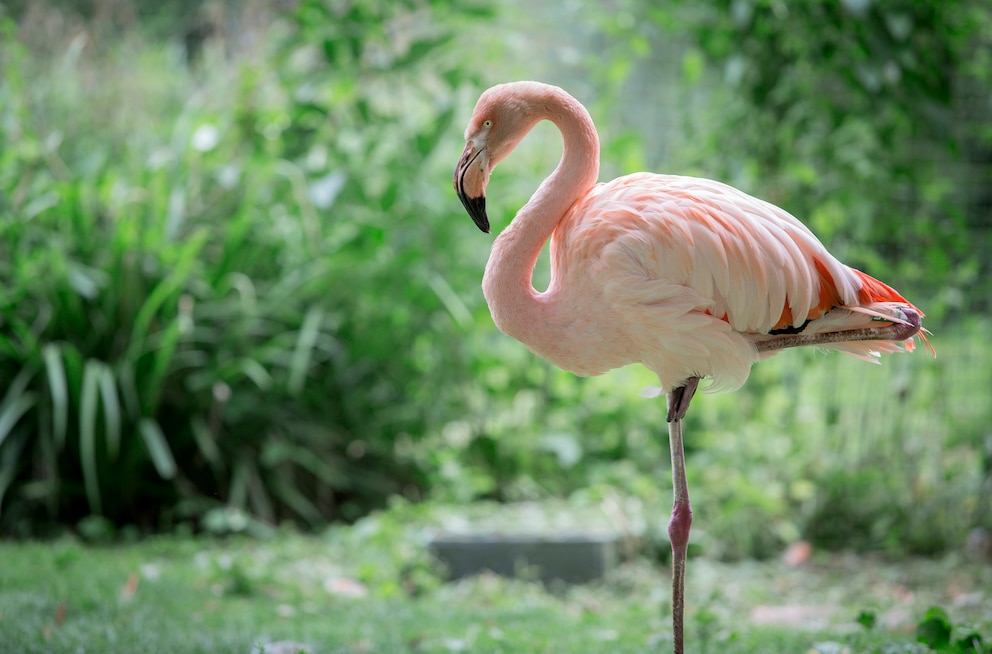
[0,0,494,533]
[605,0,992,319]
[0,0,990,563]
[583,0,992,558]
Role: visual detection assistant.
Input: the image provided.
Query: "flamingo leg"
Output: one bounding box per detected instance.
[655,312,921,654]
[666,377,698,654]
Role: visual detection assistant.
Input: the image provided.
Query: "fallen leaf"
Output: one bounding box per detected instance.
[807,641,850,654]
[323,576,368,598]
[249,641,311,654]
[750,604,839,628]
[121,573,140,600]
[782,540,812,567]
[879,607,914,632]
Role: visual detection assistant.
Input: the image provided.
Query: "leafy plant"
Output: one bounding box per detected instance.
[916,606,989,653]
[664,1,988,319]
[0,0,493,533]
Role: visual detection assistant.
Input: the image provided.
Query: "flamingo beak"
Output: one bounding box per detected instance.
[454,141,490,233]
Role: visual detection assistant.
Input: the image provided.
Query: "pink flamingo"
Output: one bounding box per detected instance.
[453,81,928,653]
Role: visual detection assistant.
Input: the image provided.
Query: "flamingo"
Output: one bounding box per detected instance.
[453,81,928,654]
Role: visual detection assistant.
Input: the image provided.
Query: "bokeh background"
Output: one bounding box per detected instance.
[1,0,989,562]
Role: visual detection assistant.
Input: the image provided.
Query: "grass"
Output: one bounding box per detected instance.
[1,506,990,654]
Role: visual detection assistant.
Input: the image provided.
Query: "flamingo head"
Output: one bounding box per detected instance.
[454,83,544,234]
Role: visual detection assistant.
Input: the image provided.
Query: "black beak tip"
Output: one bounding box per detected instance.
[458,193,490,233]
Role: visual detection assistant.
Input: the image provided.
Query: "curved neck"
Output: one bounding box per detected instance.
[482,89,600,333]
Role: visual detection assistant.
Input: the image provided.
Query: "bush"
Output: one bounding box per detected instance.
[0,0,492,533]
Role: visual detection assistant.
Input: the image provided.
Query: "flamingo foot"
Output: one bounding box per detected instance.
[666,376,699,423]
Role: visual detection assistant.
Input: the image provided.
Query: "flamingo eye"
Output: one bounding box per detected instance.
[483,120,493,128]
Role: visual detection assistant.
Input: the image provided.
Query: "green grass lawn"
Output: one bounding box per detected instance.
[1,518,989,654]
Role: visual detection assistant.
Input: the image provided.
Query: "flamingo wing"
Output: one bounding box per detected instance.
[550,173,921,390]
[565,173,920,332]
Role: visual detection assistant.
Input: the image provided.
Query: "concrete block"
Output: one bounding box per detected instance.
[429,533,618,585]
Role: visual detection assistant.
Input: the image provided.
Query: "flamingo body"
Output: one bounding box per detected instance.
[458,82,922,394]
[454,81,927,654]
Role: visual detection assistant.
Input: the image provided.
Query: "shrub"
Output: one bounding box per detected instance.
[0,0,492,533]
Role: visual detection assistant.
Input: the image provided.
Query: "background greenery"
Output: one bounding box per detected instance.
[0,0,990,564]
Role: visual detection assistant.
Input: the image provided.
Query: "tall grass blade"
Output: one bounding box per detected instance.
[1,366,37,451]
[261,260,328,315]
[246,463,275,524]
[35,421,60,518]
[239,358,272,391]
[1,366,35,410]
[97,365,121,461]
[138,418,177,479]
[269,478,322,526]
[79,360,102,515]
[42,344,69,449]
[127,228,208,367]
[0,385,36,450]
[146,320,182,411]
[190,416,222,469]
[229,457,249,509]
[118,362,141,420]
[288,306,322,396]
[0,431,28,515]
[261,441,344,488]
